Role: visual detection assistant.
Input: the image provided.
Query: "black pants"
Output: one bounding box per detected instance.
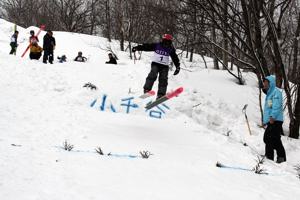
[9,43,17,55]
[263,121,286,161]
[43,50,54,64]
[30,52,42,60]
[143,62,169,98]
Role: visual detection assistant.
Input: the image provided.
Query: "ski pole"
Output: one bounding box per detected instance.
[242,104,252,135]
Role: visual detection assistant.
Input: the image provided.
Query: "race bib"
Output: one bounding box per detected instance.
[153,52,169,65]
[152,44,171,65]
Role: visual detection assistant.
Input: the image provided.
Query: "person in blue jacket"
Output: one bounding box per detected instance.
[262,75,286,163]
[132,34,180,99]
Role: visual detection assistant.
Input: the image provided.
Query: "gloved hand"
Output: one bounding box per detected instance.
[132,47,137,52]
[173,67,180,75]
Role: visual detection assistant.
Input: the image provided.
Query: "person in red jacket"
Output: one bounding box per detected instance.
[29,30,39,44]
[132,34,180,99]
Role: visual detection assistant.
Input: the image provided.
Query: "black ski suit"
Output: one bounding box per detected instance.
[105,57,117,64]
[263,121,286,162]
[43,33,56,64]
[133,42,180,98]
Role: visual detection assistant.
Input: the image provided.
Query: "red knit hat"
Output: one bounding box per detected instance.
[162,34,173,41]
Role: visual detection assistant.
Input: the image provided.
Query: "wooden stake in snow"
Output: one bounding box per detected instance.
[242,104,252,135]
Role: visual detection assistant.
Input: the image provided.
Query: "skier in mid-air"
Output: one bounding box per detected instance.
[132,34,180,99]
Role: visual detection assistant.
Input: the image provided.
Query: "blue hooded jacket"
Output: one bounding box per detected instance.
[263,75,284,124]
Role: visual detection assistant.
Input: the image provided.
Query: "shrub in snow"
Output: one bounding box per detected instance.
[140,151,153,159]
[62,140,74,151]
[253,156,267,174]
[225,130,232,137]
[95,147,104,155]
[83,82,97,90]
[256,155,265,164]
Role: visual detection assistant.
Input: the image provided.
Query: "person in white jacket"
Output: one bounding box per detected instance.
[9,31,19,55]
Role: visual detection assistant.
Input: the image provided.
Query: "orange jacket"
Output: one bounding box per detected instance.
[30,45,43,53]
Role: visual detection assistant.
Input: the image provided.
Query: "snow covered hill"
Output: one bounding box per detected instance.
[0,18,300,200]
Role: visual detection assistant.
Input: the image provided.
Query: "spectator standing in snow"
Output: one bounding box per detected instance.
[105,53,117,64]
[43,30,56,64]
[132,34,180,99]
[74,51,87,62]
[262,75,286,163]
[9,31,19,55]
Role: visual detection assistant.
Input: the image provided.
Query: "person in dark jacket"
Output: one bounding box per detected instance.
[43,30,56,64]
[74,51,87,62]
[262,75,286,163]
[105,53,117,64]
[132,34,180,99]
[9,31,19,55]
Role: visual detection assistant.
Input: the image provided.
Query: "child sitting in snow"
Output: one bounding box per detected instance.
[57,55,67,63]
[105,53,117,64]
[74,51,87,62]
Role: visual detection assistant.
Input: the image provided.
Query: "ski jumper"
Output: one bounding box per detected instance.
[134,42,180,98]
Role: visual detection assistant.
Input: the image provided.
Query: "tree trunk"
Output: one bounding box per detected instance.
[240,0,269,77]
[201,54,208,69]
[211,15,219,69]
[129,41,132,59]
[252,0,269,75]
[120,28,124,51]
[289,13,300,139]
[222,0,228,70]
[189,48,194,62]
[290,86,300,139]
[116,0,124,51]
[106,0,111,42]
[290,13,300,83]
[185,37,189,58]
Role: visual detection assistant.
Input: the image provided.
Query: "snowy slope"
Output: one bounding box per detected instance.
[0,19,300,200]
